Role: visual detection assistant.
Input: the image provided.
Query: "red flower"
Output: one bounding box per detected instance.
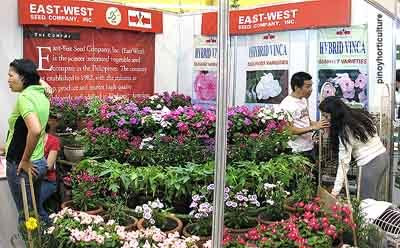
[85,190,94,197]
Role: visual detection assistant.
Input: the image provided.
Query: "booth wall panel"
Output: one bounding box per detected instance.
[155,14,180,94]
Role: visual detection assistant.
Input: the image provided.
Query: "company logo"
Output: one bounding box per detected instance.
[128,10,152,29]
[106,7,122,26]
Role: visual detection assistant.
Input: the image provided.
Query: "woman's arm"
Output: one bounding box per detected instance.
[331,139,353,196]
[47,150,58,170]
[18,113,42,176]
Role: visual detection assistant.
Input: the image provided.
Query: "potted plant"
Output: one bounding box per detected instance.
[45,208,199,248]
[224,186,261,236]
[62,130,85,162]
[183,192,213,246]
[257,181,290,224]
[134,199,183,234]
[103,198,138,231]
[61,171,104,215]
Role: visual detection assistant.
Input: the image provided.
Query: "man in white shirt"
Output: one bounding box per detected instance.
[280,72,329,162]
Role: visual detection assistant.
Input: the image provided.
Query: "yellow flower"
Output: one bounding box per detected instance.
[25,217,38,231]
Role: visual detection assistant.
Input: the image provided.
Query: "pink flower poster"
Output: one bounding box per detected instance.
[317,25,368,108]
[192,36,218,106]
[245,32,289,105]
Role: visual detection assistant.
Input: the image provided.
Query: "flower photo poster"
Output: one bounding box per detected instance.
[245,32,289,105]
[192,35,218,107]
[317,25,368,109]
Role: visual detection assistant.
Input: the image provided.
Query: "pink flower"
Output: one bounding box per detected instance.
[335,74,355,99]
[177,122,189,133]
[355,73,368,89]
[194,71,217,101]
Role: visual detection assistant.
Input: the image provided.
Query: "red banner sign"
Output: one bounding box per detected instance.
[18,0,163,33]
[202,0,351,35]
[23,26,154,97]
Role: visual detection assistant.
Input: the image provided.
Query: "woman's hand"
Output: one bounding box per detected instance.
[39,79,53,97]
[17,160,38,177]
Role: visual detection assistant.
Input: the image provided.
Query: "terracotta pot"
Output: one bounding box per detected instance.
[257,212,288,225]
[182,223,211,247]
[226,218,258,237]
[104,214,138,231]
[137,214,183,234]
[64,145,85,162]
[283,201,304,213]
[124,216,139,231]
[61,200,104,215]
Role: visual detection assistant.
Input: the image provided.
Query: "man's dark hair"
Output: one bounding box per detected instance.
[396,69,400,82]
[290,72,312,91]
[9,59,40,89]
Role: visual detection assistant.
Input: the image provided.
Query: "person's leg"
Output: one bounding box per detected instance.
[6,160,25,223]
[359,152,388,200]
[31,158,48,222]
[39,180,57,223]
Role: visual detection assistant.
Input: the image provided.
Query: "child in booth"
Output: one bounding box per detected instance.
[39,124,60,223]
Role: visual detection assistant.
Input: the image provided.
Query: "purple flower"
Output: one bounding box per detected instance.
[244,118,252,126]
[117,118,126,127]
[130,117,138,125]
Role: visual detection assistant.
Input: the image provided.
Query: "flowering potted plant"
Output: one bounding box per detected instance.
[257,181,290,224]
[103,198,138,231]
[184,192,213,245]
[62,129,86,162]
[45,208,199,248]
[224,186,261,234]
[225,199,354,248]
[62,171,104,215]
[134,199,183,234]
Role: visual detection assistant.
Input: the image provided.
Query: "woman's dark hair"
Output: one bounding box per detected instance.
[319,96,376,150]
[9,59,40,88]
[396,69,400,82]
[290,72,312,91]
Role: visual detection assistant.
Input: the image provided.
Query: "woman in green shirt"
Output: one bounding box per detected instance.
[5,59,50,223]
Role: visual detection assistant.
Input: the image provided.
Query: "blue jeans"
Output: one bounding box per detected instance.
[39,180,57,223]
[6,158,48,224]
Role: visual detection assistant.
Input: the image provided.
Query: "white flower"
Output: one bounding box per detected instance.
[256,73,282,100]
[45,226,55,234]
[231,202,238,208]
[207,184,215,191]
[134,206,143,213]
[266,200,275,205]
[192,195,201,201]
[264,183,276,189]
[144,213,152,220]
[156,104,162,109]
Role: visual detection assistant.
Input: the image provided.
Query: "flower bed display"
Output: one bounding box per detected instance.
[47,92,348,248]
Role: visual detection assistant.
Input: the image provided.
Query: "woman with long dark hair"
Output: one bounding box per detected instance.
[319,96,387,199]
